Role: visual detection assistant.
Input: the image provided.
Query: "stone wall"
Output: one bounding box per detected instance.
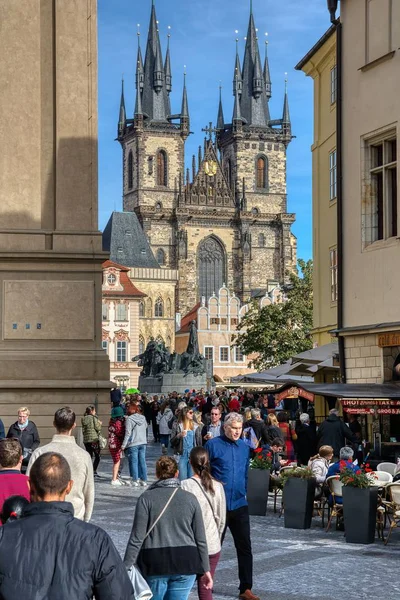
[344,334,383,383]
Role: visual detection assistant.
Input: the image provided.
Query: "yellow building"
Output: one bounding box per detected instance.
[296,26,337,348]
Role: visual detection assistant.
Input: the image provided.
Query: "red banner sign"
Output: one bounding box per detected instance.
[277,386,314,403]
[342,399,400,407]
[343,407,400,415]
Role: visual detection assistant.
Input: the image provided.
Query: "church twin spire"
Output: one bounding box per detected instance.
[117,1,189,136]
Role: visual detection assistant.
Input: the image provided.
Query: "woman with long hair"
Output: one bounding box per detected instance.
[170,407,202,481]
[266,413,284,446]
[181,447,226,600]
[81,405,102,477]
[124,456,212,600]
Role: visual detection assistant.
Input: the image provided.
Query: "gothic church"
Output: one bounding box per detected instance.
[106,1,297,318]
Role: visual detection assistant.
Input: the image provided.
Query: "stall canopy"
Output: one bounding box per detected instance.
[296,382,400,399]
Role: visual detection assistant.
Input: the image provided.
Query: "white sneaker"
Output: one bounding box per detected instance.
[111,479,123,487]
[121,478,132,487]
[131,480,140,487]
[139,480,148,487]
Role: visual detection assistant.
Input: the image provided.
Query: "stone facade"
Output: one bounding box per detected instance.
[0,0,110,444]
[117,2,297,319]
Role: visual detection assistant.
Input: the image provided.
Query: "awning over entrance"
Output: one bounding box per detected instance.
[288,382,400,399]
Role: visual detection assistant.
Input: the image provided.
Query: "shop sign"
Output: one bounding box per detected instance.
[277,386,314,403]
[378,332,400,348]
[342,399,400,407]
[343,407,374,415]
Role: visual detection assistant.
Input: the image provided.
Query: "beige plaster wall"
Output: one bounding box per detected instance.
[341,0,400,329]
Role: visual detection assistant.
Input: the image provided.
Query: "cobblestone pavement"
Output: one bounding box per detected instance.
[92,440,400,600]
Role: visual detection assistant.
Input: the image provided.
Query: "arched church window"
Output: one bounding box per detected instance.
[155,297,164,318]
[156,248,165,266]
[252,207,260,216]
[139,336,145,355]
[256,155,268,189]
[128,150,133,189]
[139,301,145,317]
[197,236,226,302]
[258,233,265,247]
[157,150,168,186]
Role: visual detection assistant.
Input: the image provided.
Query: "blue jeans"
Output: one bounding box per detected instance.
[178,451,193,481]
[125,444,147,481]
[160,434,170,448]
[146,574,196,600]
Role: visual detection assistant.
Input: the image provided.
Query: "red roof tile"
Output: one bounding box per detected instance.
[177,302,201,334]
[102,260,146,298]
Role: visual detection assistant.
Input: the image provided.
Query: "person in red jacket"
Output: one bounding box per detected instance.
[0,439,30,515]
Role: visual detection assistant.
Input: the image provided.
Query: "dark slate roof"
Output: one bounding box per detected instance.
[102,212,160,269]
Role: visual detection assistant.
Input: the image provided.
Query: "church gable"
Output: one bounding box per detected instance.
[181,140,235,208]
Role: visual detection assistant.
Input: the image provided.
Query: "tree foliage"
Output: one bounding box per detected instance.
[234,259,313,370]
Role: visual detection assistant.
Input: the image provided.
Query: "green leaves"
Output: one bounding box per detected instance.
[233,259,313,370]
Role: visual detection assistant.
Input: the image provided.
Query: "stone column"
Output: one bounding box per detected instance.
[0,0,110,442]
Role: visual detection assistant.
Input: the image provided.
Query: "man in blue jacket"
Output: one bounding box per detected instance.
[206,413,259,600]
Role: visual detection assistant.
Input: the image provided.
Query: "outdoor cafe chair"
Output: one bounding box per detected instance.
[325,476,343,532]
[381,483,400,545]
[377,462,397,477]
[373,471,393,485]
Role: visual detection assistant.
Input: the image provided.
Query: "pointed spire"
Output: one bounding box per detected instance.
[181,71,189,117]
[136,28,144,92]
[192,155,196,181]
[233,36,243,96]
[232,76,243,132]
[164,29,172,94]
[142,1,169,121]
[282,76,290,123]
[263,38,271,100]
[217,85,225,130]
[240,5,269,127]
[198,145,202,168]
[118,78,126,138]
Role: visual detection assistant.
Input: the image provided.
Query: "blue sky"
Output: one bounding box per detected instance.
[98,0,330,261]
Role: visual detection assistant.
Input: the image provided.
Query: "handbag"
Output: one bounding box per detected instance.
[98,433,107,450]
[127,565,153,600]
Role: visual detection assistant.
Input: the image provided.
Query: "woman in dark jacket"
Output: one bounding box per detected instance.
[7,406,40,471]
[124,456,212,600]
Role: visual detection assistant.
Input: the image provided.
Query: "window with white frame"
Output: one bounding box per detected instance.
[102,340,108,354]
[204,346,214,361]
[116,341,127,362]
[102,303,109,321]
[330,65,337,104]
[235,346,245,362]
[116,303,128,321]
[329,150,337,200]
[330,247,338,303]
[363,134,397,245]
[220,346,229,362]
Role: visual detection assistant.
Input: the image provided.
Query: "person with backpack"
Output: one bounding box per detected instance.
[156,401,174,454]
[181,447,226,600]
[242,409,269,453]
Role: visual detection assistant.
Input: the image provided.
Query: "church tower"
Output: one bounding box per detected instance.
[117,2,189,270]
[216,7,296,299]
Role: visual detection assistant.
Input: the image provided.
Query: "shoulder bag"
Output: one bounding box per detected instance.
[190,477,220,529]
[128,487,179,600]
[92,415,107,450]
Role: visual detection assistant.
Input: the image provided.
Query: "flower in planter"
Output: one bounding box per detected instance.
[279,466,315,487]
[338,462,377,488]
[249,448,273,470]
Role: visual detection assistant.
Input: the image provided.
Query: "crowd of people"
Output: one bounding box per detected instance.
[0,387,367,600]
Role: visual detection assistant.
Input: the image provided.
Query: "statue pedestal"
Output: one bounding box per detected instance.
[161,373,207,395]
[138,376,162,395]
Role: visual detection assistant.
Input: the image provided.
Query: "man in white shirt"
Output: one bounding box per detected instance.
[27,407,94,521]
[202,406,222,444]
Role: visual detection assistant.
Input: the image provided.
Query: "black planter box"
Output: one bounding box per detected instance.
[342,486,378,544]
[247,468,270,516]
[283,477,316,529]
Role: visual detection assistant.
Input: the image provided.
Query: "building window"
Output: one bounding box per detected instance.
[102,303,109,321]
[102,340,108,353]
[330,248,338,303]
[139,336,145,355]
[116,303,128,321]
[128,150,133,189]
[204,346,214,361]
[220,318,227,325]
[256,156,268,189]
[156,248,165,266]
[198,236,226,302]
[116,341,127,362]
[210,317,219,325]
[258,233,265,247]
[330,65,337,104]
[155,297,164,318]
[366,136,397,243]
[235,346,245,362]
[139,301,145,317]
[107,273,117,285]
[157,150,168,186]
[329,150,337,200]
[220,346,229,362]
